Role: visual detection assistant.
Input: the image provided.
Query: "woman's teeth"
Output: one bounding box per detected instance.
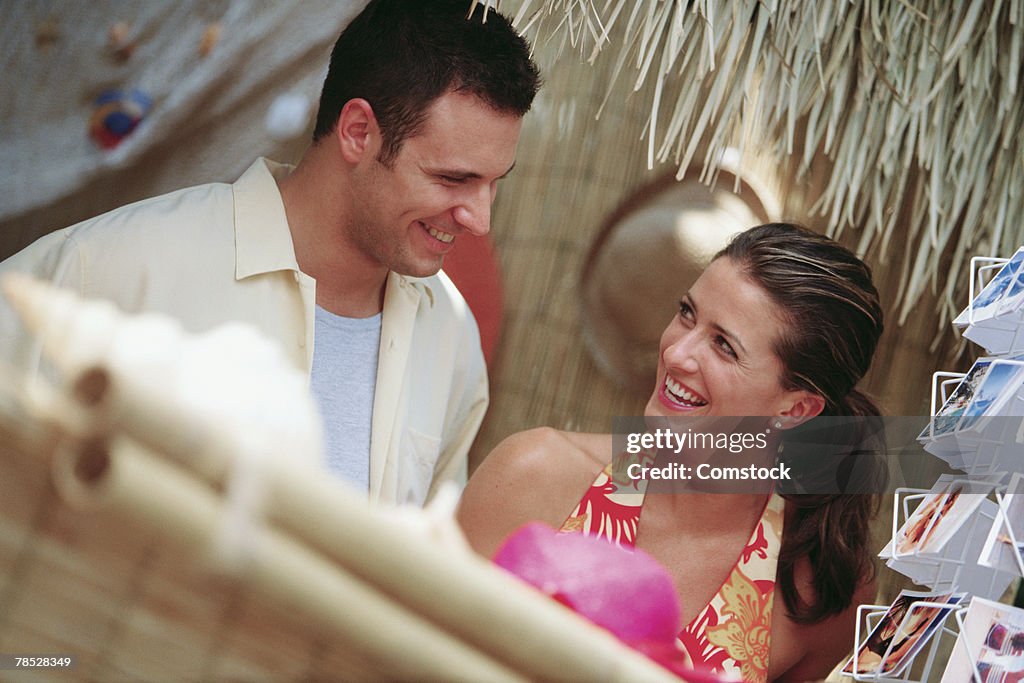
[665,377,707,406]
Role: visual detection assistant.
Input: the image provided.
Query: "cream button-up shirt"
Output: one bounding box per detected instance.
[0,158,488,506]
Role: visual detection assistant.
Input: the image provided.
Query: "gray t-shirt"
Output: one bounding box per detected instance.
[309,305,382,491]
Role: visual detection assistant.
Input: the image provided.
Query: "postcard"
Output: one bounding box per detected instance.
[958,360,1024,432]
[940,597,1024,683]
[844,589,965,677]
[955,249,1024,326]
[964,321,1024,357]
[891,476,993,557]
[921,361,994,440]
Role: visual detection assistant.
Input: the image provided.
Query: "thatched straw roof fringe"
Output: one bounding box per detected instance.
[490,0,1024,327]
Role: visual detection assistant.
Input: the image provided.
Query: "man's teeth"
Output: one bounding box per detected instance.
[427,225,455,243]
[665,377,707,406]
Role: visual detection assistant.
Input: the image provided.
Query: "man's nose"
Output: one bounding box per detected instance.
[453,184,493,236]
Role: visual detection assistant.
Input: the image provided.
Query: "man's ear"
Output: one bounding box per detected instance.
[775,390,826,429]
[335,98,379,164]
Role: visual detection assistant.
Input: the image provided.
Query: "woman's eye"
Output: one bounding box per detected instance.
[678,300,694,321]
[439,175,464,185]
[715,335,737,358]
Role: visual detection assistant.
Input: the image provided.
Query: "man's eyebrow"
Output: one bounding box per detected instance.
[687,292,748,355]
[427,161,516,181]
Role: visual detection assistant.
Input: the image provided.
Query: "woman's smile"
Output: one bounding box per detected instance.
[660,375,708,409]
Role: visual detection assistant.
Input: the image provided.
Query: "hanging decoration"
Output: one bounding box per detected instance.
[498,0,1024,325]
[88,88,152,150]
[34,15,61,53]
[107,20,136,62]
[264,92,312,141]
[199,21,222,58]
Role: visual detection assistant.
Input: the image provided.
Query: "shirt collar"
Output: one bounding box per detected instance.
[233,157,301,280]
[403,274,437,307]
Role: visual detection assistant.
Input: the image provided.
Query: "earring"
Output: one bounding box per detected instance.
[774,420,783,429]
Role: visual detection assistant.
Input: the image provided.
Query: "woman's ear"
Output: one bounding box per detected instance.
[775,391,825,429]
[335,98,379,164]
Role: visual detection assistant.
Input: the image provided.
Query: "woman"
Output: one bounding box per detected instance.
[458,223,885,682]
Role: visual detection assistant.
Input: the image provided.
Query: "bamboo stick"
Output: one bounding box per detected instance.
[54,437,526,683]
[68,367,679,682]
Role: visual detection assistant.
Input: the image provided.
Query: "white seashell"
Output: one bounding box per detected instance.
[2,272,123,378]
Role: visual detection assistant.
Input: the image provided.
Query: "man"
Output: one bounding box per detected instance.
[0,0,541,506]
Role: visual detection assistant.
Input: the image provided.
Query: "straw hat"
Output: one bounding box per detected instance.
[580,164,778,394]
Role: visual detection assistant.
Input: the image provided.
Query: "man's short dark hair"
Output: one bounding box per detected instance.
[313,0,541,165]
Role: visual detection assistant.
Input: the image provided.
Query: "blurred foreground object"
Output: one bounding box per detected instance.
[495,523,682,644]
[495,523,723,683]
[0,276,682,682]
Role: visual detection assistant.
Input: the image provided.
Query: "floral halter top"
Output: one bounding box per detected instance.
[559,458,785,683]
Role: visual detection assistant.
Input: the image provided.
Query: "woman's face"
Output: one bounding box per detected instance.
[644,257,820,420]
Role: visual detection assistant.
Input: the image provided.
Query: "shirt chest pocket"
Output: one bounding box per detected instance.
[396,427,441,507]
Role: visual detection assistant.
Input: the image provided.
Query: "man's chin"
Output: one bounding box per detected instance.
[397,257,445,279]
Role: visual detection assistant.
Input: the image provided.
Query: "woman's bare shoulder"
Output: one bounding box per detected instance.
[480,427,610,478]
[560,430,615,467]
[456,428,610,558]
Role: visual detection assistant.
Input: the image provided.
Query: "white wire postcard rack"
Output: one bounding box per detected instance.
[843,592,966,682]
[881,479,1017,601]
[919,360,1024,474]
[871,247,1024,683]
[955,250,1024,355]
[978,474,1024,578]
